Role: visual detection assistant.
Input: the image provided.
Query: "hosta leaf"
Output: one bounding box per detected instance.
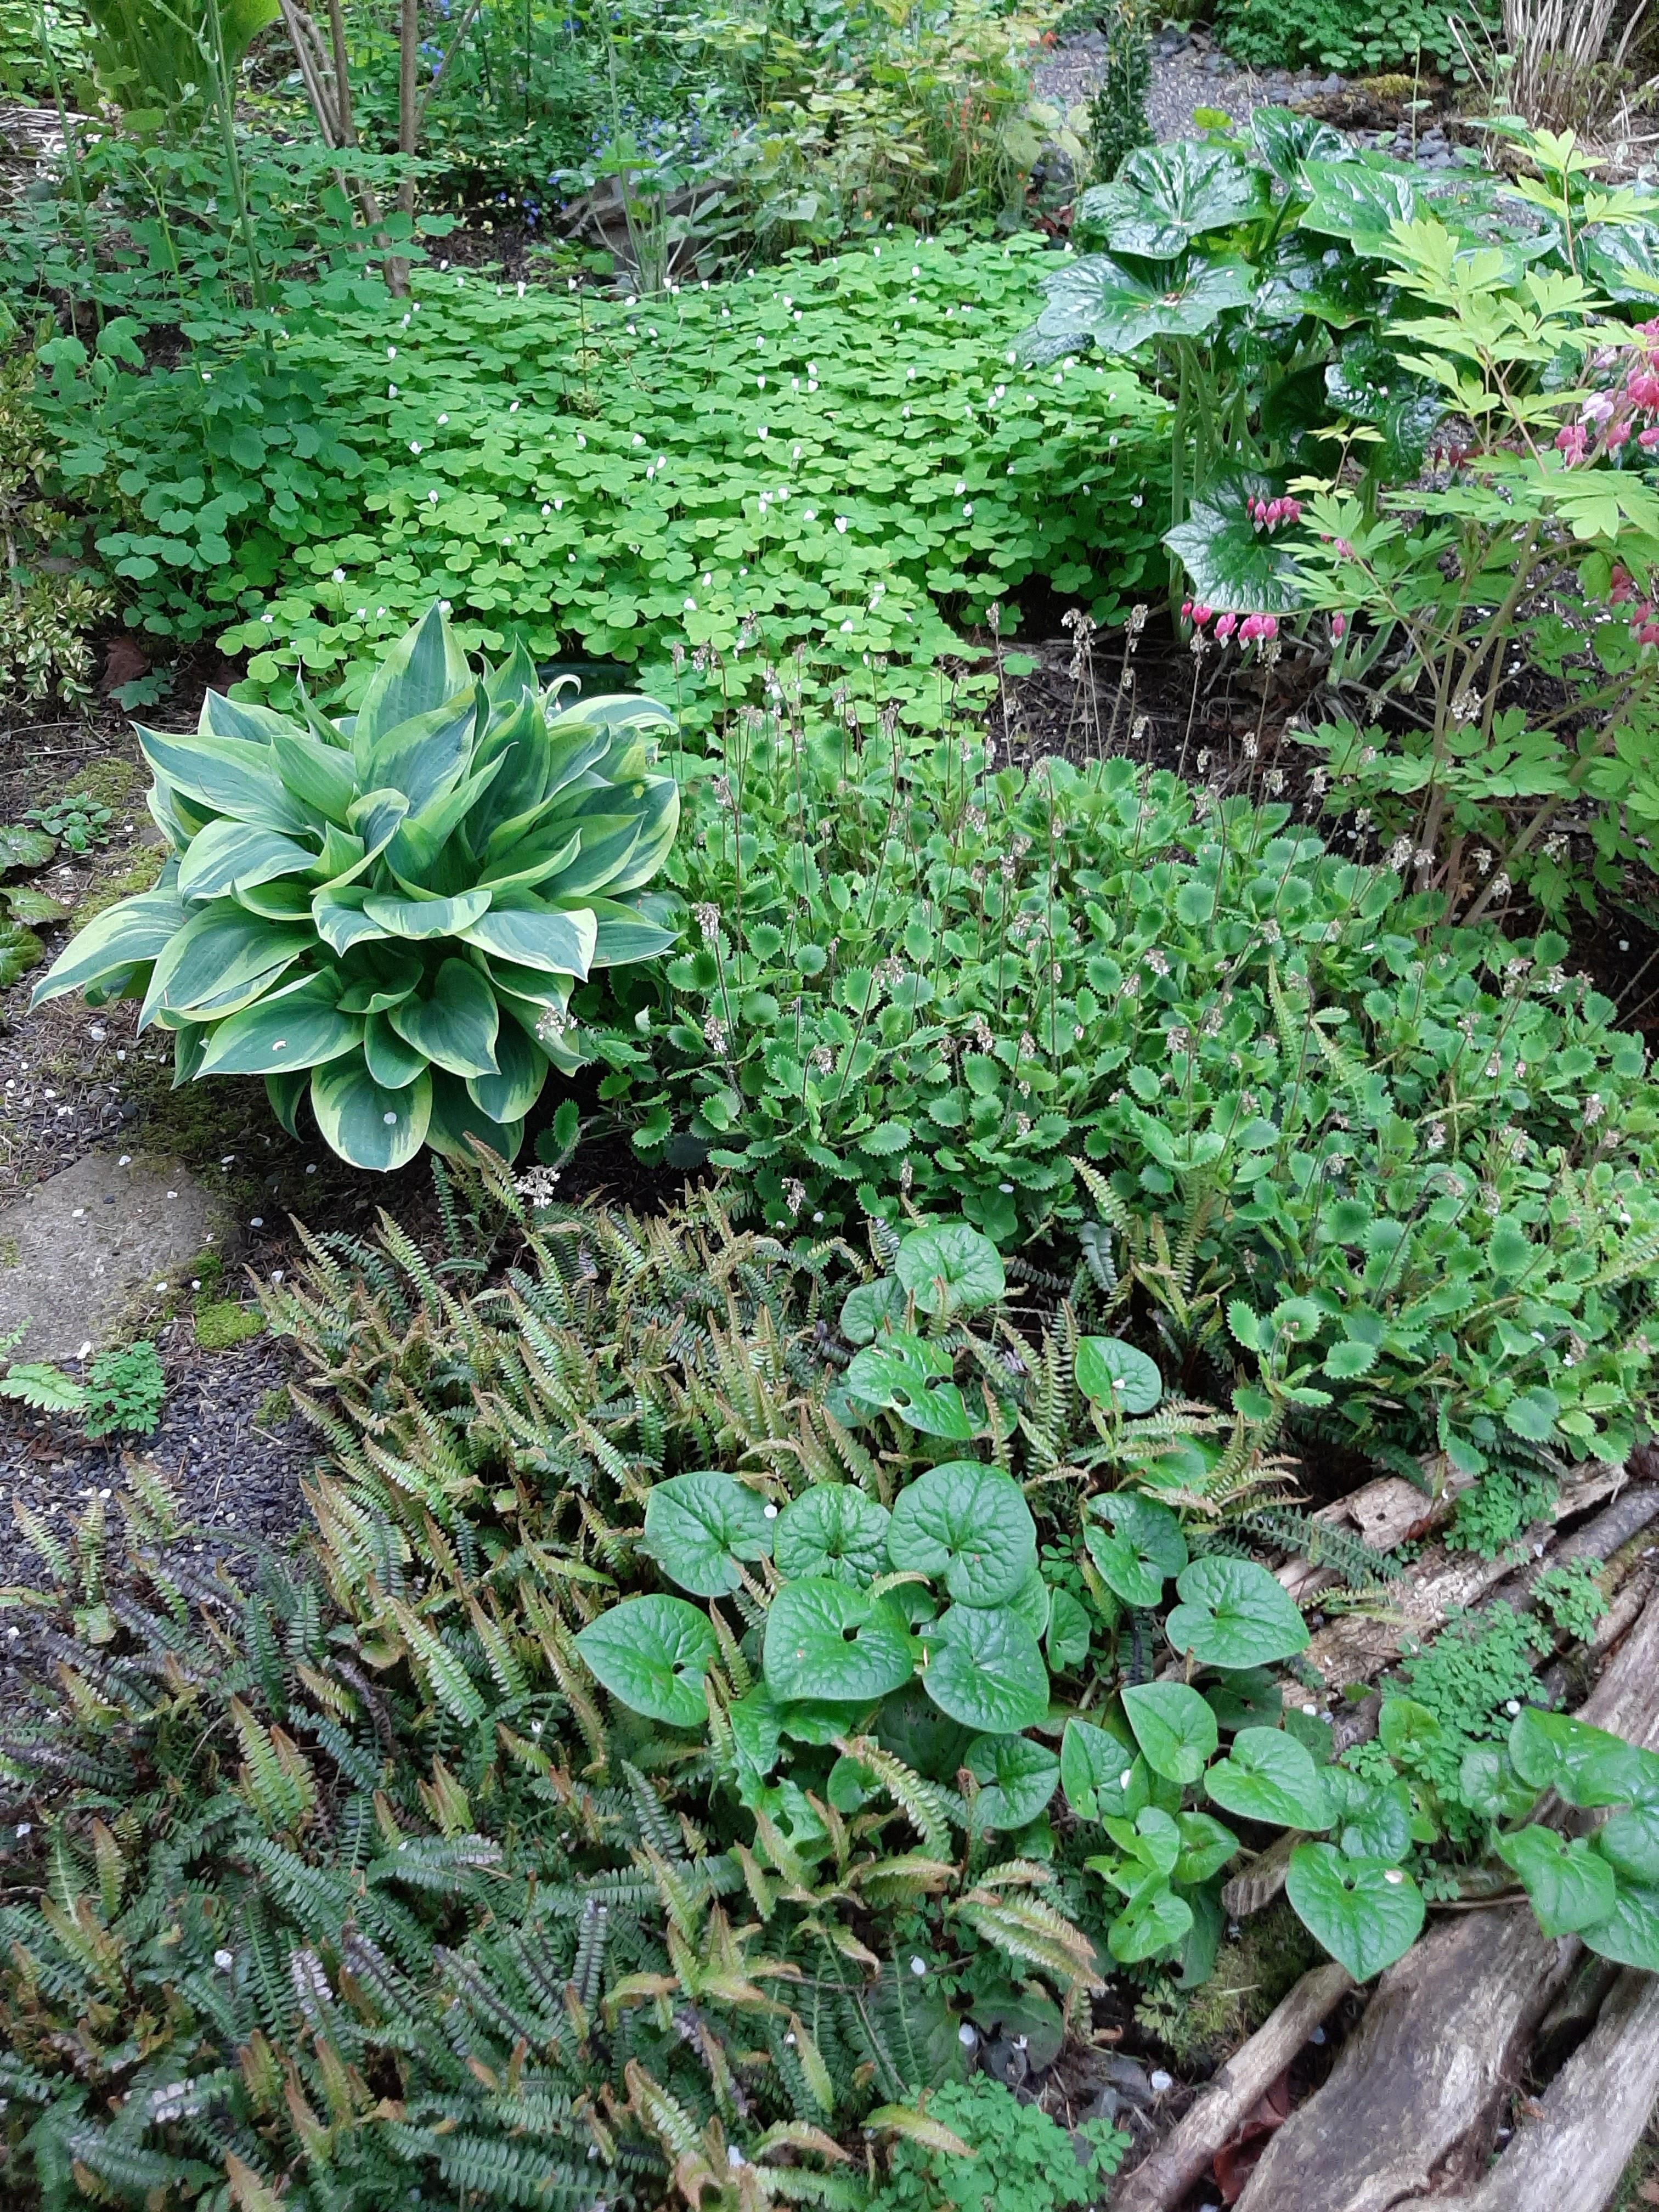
[426,1069,524,1163]
[364,1009,428,1088]
[1167,1556,1310,1668]
[641,1470,774,1598]
[198,982,362,1076]
[575,1593,716,1730]
[353,602,472,749]
[1494,1827,1618,1937]
[763,1578,913,1704]
[965,1733,1060,1830]
[773,1485,890,1585]
[309,1053,432,1171]
[387,956,500,1079]
[177,818,320,904]
[923,1604,1048,1733]
[145,907,312,1022]
[1165,467,1301,615]
[1205,1727,1333,1830]
[887,1459,1036,1606]
[461,902,597,979]
[1285,1843,1424,1980]
[893,1221,1005,1316]
[466,1015,548,1123]
[363,889,493,941]
[1075,1335,1163,1413]
[1122,1680,1218,1786]
[136,722,314,837]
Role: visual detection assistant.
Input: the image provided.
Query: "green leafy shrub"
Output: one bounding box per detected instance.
[0,331,111,708]
[1086,0,1153,185]
[870,2076,1127,2212]
[1214,0,1497,77]
[0,1335,165,1437]
[31,605,680,1168]
[1289,142,1659,921]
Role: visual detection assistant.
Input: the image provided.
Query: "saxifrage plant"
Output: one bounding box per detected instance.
[31,603,680,1168]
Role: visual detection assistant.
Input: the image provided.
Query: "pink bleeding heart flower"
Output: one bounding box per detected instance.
[1215,612,1237,642]
[1555,424,1589,463]
[1331,612,1348,640]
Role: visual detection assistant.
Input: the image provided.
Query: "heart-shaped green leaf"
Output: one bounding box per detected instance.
[1035,252,1255,356]
[1085,1493,1187,1609]
[839,1276,906,1345]
[1495,1827,1618,1937]
[1204,1727,1333,1830]
[1203,1667,1284,1733]
[1324,1771,1413,1865]
[965,1733,1060,1830]
[575,1594,716,1729]
[1327,335,1442,482]
[1173,1810,1239,1886]
[1509,1708,1659,1809]
[1167,1556,1309,1668]
[1122,1680,1218,1786]
[923,1604,1048,1733]
[764,1579,913,1705]
[888,1460,1036,1606]
[1108,1881,1193,1963]
[1597,1804,1659,1884]
[1579,1880,1659,1972]
[773,1485,890,1586]
[1166,467,1301,616]
[845,1337,980,1439]
[1075,1335,1163,1414]
[894,1221,1005,1316]
[1046,1587,1092,1673]
[1286,1843,1424,1980]
[641,1471,774,1598]
[1060,1717,1143,1823]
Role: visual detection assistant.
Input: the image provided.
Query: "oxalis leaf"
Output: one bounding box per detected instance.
[1285,1842,1425,1981]
[575,1595,716,1730]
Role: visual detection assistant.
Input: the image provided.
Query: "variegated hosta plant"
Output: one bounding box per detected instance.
[32,606,680,1169]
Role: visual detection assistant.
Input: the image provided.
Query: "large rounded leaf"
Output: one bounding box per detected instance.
[1509,1707,1659,1809]
[845,1338,980,1439]
[641,1471,774,1598]
[1075,1335,1162,1414]
[894,1222,1005,1317]
[773,1486,890,1586]
[923,1604,1048,1733]
[1205,1727,1333,1830]
[1167,1556,1309,1668]
[1036,252,1255,356]
[1122,1680,1218,1787]
[1165,467,1301,617]
[887,1460,1036,1606]
[965,1733,1060,1830]
[763,1579,913,1704]
[1579,1881,1659,1971]
[1085,1493,1187,1609]
[310,1053,432,1170]
[362,888,493,940]
[1109,1884,1193,1965]
[1286,1843,1424,1981]
[575,1594,716,1729]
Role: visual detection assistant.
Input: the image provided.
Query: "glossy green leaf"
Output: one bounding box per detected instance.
[1166,467,1301,616]
[309,1054,432,1170]
[887,1460,1036,1605]
[845,1337,980,1439]
[1085,1493,1187,1609]
[893,1221,1005,1316]
[1286,1843,1425,1980]
[574,1593,716,1730]
[773,1485,890,1585]
[1509,1708,1659,1809]
[1204,1727,1333,1830]
[1168,1556,1309,1668]
[965,1733,1060,1830]
[1173,1810,1239,1886]
[763,1578,913,1704]
[1060,1716,1143,1824]
[1495,1827,1618,1937]
[1075,1335,1163,1413]
[923,1604,1048,1733]
[1122,1680,1218,1786]
[641,1471,774,1598]
[1109,1881,1193,1963]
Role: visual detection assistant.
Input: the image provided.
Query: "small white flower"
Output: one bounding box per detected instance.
[834,516,848,533]
[409,439,421,453]
[332,567,345,582]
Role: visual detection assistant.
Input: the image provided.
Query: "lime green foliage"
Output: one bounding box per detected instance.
[37,232,1163,676]
[32,606,680,1171]
[871,2078,1128,2212]
[25,796,113,854]
[1447,1465,1558,1560]
[82,1338,165,1438]
[1534,1560,1610,1644]
[1214,0,1496,75]
[193,1296,262,1350]
[0,335,110,707]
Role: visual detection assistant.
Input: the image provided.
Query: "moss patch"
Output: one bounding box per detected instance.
[59,758,145,812]
[194,1297,263,1351]
[1135,1903,1322,2072]
[253,1384,293,1429]
[75,843,165,928]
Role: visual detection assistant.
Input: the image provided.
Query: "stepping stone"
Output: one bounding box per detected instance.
[0,1149,234,1363]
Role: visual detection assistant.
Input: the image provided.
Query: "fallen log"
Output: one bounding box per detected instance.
[1405,1967,1659,2212]
[1110,1961,1353,2212]
[1232,1582,1659,2212]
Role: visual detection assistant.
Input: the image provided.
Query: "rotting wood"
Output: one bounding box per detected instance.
[1231,1584,1659,2212]
[1111,1961,1353,2212]
[1401,1968,1659,2212]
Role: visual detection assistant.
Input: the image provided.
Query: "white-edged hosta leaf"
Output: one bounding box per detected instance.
[178,819,320,904]
[31,887,186,1005]
[362,888,493,941]
[309,1053,432,1170]
[461,902,596,979]
[364,1008,430,1088]
[466,1014,547,1122]
[425,1069,524,1163]
[387,957,499,1078]
[198,984,362,1077]
[144,906,313,1023]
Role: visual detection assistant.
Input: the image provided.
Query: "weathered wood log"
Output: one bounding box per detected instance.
[1405,1967,1659,2212]
[1111,1962,1353,2212]
[1232,1584,1659,2212]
